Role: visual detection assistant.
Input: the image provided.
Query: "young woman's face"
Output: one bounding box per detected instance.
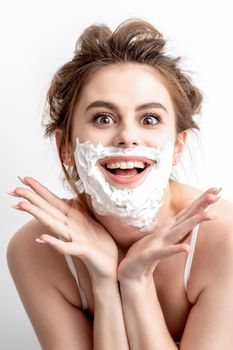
[71,63,178,151]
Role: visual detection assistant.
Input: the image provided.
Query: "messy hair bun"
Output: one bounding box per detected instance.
[75,19,166,61]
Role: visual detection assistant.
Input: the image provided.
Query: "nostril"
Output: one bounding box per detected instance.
[117,142,139,147]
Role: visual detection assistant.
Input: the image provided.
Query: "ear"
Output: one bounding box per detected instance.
[55,129,75,166]
[173,130,188,166]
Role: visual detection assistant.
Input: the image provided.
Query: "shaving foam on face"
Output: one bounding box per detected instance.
[74,139,174,231]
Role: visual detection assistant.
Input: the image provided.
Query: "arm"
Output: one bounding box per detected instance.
[117,187,222,350]
[8,177,129,349]
[120,277,178,350]
[8,220,129,350]
[7,221,94,350]
[92,280,129,350]
[178,221,233,349]
[120,255,233,350]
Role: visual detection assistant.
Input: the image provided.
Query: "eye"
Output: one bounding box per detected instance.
[93,113,115,125]
[141,113,161,126]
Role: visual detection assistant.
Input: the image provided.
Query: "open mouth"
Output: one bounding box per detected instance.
[98,156,154,184]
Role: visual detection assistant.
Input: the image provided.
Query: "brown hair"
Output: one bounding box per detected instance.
[43,18,203,197]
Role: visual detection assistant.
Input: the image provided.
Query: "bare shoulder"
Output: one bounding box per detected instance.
[7,218,82,308]
[177,186,233,348]
[7,218,93,349]
[174,181,233,302]
[200,195,233,268]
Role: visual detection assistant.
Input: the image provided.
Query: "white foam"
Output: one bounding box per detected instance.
[74,139,174,231]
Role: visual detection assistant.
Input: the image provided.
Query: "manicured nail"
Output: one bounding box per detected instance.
[7,191,18,197]
[214,187,222,195]
[35,238,46,244]
[11,204,21,209]
[18,176,28,185]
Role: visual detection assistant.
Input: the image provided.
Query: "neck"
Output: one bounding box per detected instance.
[86,180,178,256]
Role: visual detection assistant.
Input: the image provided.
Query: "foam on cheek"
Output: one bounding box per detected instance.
[74,138,174,231]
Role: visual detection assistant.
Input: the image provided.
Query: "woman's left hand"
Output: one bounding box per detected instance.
[118,187,221,282]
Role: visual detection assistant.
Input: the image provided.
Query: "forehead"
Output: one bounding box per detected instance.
[77,63,174,112]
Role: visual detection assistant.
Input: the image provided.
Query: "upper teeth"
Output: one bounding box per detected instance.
[106,161,146,169]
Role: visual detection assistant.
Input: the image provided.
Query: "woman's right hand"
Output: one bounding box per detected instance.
[9,176,119,284]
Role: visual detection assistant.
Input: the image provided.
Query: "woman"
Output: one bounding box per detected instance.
[7,19,233,349]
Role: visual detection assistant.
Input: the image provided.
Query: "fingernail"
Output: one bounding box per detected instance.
[7,191,18,197]
[18,176,28,185]
[213,187,222,195]
[11,204,21,209]
[35,238,46,244]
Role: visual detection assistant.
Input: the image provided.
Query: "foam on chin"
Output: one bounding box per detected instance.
[74,138,174,231]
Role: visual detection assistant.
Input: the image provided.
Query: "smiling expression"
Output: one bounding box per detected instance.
[69,63,181,185]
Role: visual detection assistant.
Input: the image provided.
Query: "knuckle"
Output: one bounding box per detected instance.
[67,207,76,218]
[194,211,211,223]
[205,193,216,204]
[27,191,35,200]
[14,187,24,196]
[24,176,32,184]
[156,236,166,247]
[64,216,73,228]
[202,211,213,221]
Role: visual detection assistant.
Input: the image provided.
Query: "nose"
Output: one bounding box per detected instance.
[113,123,142,148]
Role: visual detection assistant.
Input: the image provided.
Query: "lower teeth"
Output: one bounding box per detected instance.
[107,167,145,174]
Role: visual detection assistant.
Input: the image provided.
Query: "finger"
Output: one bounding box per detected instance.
[143,243,191,267]
[158,243,192,258]
[169,209,216,244]
[18,176,72,216]
[175,194,220,227]
[14,200,72,240]
[174,188,221,226]
[12,187,67,223]
[174,187,220,222]
[18,176,90,222]
[36,234,86,256]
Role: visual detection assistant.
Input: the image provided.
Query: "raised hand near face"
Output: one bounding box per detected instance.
[117,187,222,282]
[9,177,119,284]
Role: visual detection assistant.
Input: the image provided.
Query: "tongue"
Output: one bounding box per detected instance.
[114,168,138,176]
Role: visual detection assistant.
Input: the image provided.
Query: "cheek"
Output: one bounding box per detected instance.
[147,132,174,149]
[72,127,110,146]
[71,120,91,144]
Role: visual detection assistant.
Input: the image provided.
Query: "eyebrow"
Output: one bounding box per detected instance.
[85,100,168,113]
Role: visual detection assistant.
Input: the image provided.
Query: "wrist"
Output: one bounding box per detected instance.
[118,272,154,287]
[92,278,119,295]
[119,276,157,301]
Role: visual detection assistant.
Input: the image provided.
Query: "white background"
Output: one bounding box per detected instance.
[1,0,233,348]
